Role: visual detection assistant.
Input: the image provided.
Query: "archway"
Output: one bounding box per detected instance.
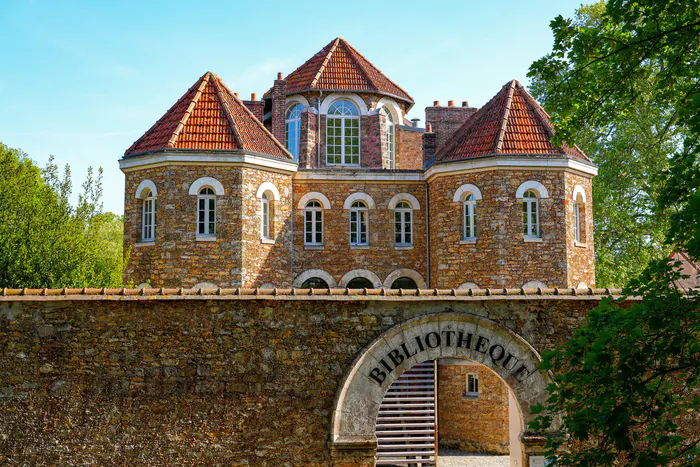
[329,313,553,465]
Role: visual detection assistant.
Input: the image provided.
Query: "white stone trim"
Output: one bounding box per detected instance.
[522,280,547,289]
[135,179,157,198]
[297,192,332,210]
[452,183,483,202]
[292,269,337,288]
[376,97,403,125]
[188,177,224,195]
[516,181,548,199]
[319,93,368,115]
[256,182,280,200]
[343,192,376,209]
[457,282,480,290]
[339,269,382,288]
[382,269,428,289]
[119,152,298,174]
[388,193,420,210]
[573,184,587,203]
[424,156,598,179]
[286,94,310,110]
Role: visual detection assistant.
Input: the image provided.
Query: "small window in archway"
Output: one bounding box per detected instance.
[300,277,329,289]
[466,373,479,397]
[346,277,374,289]
[522,190,540,238]
[391,277,418,289]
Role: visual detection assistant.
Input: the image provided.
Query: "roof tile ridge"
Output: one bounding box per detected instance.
[311,38,340,89]
[340,39,379,93]
[495,80,517,153]
[168,72,211,148]
[212,76,244,149]
[216,78,292,158]
[436,87,504,162]
[342,39,414,103]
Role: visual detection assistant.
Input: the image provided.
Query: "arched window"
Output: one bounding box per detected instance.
[346,277,374,289]
[261,193,271,240]
[327,99,360,166]
[304,200,323,245]
[463,193,477,240]
[285,103,302,162]
[394,201,412,246]
[573,185,586,243]
[300,277,329,289]
[382,107,395,169]
[349,201,368,246]
[198,187,216,236]
[574,199,581,242]
[141,189,156,242]
[523,190,540,238]
[391,277,418,289]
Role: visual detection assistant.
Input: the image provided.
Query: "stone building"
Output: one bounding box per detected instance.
[117,37,598,463]
[120,37,597,292]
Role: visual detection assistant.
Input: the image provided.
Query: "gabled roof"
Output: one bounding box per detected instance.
[265,38,414,105]
[125,71,291,159]
[436,80,589,164]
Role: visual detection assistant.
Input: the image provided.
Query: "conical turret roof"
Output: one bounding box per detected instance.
[436,80,588,164]
[125,71,291,159]
[265,38,413,105]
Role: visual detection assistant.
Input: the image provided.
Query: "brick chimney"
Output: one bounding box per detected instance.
[422,123,437,167]
[242,92,264,122]
[425,101,477,152]
[271,72,287,145]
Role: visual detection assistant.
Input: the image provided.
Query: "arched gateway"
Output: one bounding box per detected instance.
[330,313,553,463]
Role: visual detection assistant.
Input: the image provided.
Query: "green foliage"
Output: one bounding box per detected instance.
[0,143,125,288]
[527,0,700,464]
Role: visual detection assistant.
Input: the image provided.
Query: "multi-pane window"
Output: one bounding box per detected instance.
[198,187,216,236]
[304,201,323,245]
[261,194,270,239]
[573,200,581,242]
[326,100,360,166]
[285,103,302,162]
[394,201,412,246]
[523,190,540,238]
[349,201,368,245]
[382,107,395,169]
[467,373,479,396]
[463,193,476,240]
[142,189,156,241]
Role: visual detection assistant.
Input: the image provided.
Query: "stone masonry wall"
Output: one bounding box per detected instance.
[428,169,570,289]
[438,360,509,454]
[293,181,427,287]
[0,295,602,466]
[397,126,424,170]
[565,172,596,288]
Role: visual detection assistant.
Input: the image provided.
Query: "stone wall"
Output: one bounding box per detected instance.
[565,172,596,288]
[397,126,424,170]
[428,169,575,289]
[0,293,604,466]
[438,359,509,454]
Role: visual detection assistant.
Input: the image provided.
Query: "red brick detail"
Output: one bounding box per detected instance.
[397,127,424,170]
[425,103,477,153]
[361,114,384,168]
[125,72,290,159]
[422,130,437,167]
[299,110,318,169]
[271,78,287,149]
[242,99,264,122]
[438,80,588,163]
[263,38,413,105]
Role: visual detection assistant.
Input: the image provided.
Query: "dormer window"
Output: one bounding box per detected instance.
[326,99,360,166]
[285,103,302,162]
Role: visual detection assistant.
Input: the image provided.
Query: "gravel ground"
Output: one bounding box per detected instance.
[438,450,510,467]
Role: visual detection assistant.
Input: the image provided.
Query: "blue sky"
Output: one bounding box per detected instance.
[0,0,583,214]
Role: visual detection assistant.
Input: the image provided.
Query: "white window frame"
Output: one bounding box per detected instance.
[463,194,477,240]
[304,201,323,245]
[141,190,156,242]
[285,103,302,162]
[349,201,368,246]
[261,194,271,240]
[466,373,479,397]
[326,99,360,166]
[394,201,413,246]
[197,187,216,237]
[382,107,395,169]
[523,190,540,238]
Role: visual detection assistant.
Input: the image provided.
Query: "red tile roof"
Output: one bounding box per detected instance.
[125,72,291,159]
[436,80,589,164]
[265,38,414,105]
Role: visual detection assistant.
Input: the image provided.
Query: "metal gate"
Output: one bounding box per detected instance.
[375,360,437,466]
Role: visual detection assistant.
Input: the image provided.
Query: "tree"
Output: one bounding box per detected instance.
[0,143,126,288]
[527,0,700,465]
